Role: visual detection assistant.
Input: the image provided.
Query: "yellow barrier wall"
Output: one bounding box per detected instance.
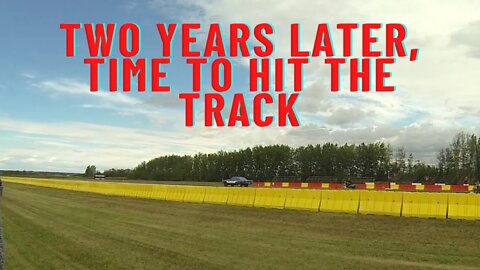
[117,183,136,197]
[415,185,425,191]
[390,184,399,190]
[203,187,230,204]
[448,193,480,220]
[4,177,480,221]
[402,192,448,219]
[107,183,122,197]
[150,185,167,200]
[165,185,186,202]
[359,191,403,216]
[90,182,106,195]
[320,190,360,214]
[183,186,206,203]
[254,188,287,209]
[134,184,154,199]
[284,189,322,211]
[75,181,91,193]
[227,188,256,207]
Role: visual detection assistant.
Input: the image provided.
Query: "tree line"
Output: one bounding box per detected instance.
[437,132,480,183]
[100,132,480,184]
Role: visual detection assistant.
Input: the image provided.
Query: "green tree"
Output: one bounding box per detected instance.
[84,165,97,177]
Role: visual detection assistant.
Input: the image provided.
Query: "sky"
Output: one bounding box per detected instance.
[0,0,479,172]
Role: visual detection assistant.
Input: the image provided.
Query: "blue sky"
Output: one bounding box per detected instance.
[1,0,479,172]
[1,0,199,126]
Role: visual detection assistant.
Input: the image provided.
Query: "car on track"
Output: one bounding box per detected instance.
[222,176,253,187]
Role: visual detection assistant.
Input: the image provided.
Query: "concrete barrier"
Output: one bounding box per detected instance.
[165,185,186,202]
[183,186,206,203]
[227,188,256,207]
[254,188,287,209]
[448,193,480,220]
[359,191,402,216]
[320,190,360,214]
[4,177,479,221]
[203,187,229,204]
[284,189,322,211]
[402,192,448,219]
[150,185,168,200]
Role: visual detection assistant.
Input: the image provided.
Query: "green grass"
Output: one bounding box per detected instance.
[2,183,480,270]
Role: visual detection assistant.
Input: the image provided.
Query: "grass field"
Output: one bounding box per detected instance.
[2,183,480,270]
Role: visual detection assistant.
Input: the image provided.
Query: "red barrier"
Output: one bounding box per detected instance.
[289,182,302,188]
[271,182,283,188]
[398,184,416,191]
[450,185,468,192]
[356,183,366,189]
[329,183,343,189]
[252,182,264,187]
[374,183,389,190]
[424,185,442,191]
[308,183,322,189]
[253,181,470,193]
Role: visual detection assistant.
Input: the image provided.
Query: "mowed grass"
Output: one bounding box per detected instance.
[2,183,480,270]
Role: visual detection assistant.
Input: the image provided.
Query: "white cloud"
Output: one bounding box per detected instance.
[143,0,480,160]
[34,79,141,106]
[31,78,187,126]
[4,0,480,171]
[0,116,234,172]
[122,1,138,12]
[20,72,36,79]
[451,20,480,58]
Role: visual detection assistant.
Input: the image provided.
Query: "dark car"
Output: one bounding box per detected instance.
[222,176,253,187]
[474,182,480,194]
[344,180,356,189]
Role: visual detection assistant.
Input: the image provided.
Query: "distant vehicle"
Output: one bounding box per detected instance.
[474,183,480,194]
[344,180,356,189]
[222,176,252,187]
[94,173,105,180]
